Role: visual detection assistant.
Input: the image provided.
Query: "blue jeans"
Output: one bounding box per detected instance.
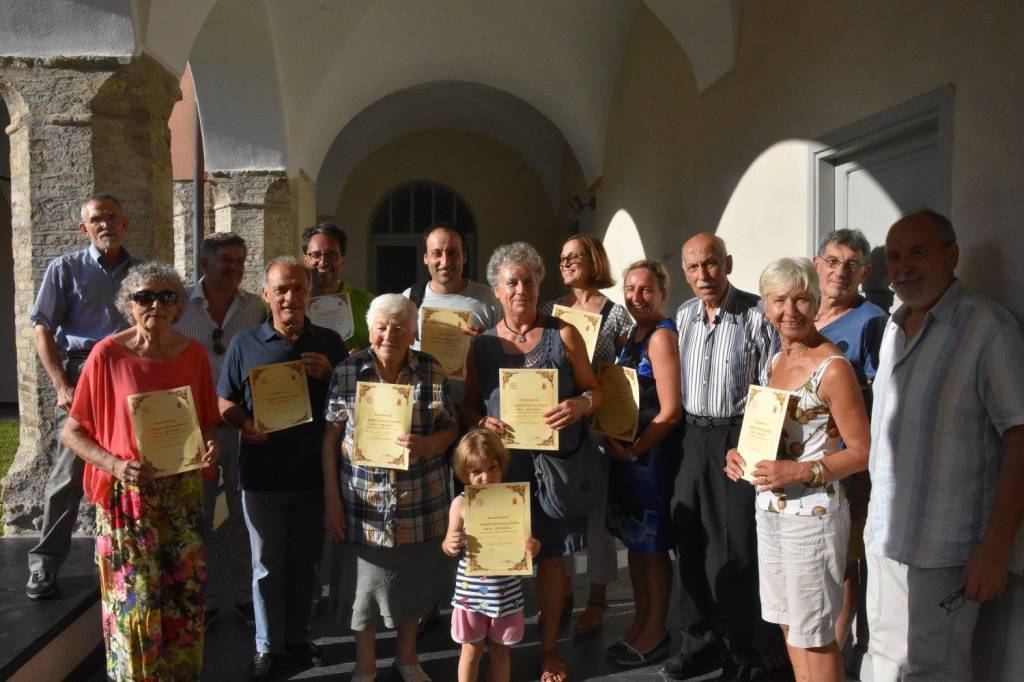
[242,489,324,653]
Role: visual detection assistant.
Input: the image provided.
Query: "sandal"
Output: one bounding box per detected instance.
[574,601,607,637]
[539,648,568,682]
[614,631,671,668]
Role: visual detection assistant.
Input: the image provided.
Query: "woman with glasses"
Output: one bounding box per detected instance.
[725,258,869,682]
[540,234,632,637]
[62,262,220,680]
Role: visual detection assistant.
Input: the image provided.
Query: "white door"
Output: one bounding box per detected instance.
[815,88,952,312]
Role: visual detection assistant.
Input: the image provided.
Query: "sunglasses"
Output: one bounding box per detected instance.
[939,587,966,615]
[212,327,226,356]
[129,290,179,306]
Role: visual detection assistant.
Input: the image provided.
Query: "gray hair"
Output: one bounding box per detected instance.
[116,262,187,320]
[200,231,247,261]
[262,255,311,290]
[80,193,123,221]
[817,228,871,260]
[365,293,418,330]
[485,241,545,287]
[759,257,821,309]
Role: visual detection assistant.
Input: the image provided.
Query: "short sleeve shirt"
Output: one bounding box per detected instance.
[70,336,221,504]
[324,348,455,547]
[217,320,345,491]
[866,280,1024,568]
[819,296,887,407]
[30,245,140,350]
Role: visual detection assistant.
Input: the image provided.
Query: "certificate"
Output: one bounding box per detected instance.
[737,385,794,483]
[249,361,313,433]
[551,304,602,362]
[420,307,472,381]
[464,482,532,576]
[352,381,414,469]
[499,368,558,451]
[591,363,640,442]
[127,386,205,478]
[308,292,354,341]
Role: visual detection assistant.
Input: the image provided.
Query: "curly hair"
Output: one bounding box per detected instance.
[485,241,545,286]
[116,262,187,321]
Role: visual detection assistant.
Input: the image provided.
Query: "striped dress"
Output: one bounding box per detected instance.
[451,557,525,618]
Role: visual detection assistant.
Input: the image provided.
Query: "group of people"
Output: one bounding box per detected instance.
[23,192,1023,682]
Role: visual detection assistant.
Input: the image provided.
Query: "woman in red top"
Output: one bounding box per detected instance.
[63,262,220,681]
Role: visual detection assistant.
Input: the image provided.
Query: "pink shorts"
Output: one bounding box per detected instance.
[450,606,524,645]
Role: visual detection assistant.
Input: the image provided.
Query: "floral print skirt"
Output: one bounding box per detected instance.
[95,471,205,681]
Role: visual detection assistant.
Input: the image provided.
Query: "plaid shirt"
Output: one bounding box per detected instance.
[325,348,455,547]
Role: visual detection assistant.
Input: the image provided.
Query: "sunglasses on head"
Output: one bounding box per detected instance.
[212,327,226,355]
[129,290,179,306]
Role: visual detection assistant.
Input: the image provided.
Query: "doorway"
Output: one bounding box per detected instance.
[812,86,953,311]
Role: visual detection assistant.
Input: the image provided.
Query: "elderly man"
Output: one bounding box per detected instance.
[218,257,344,680]
[663,233,780,682]
[865,210,1024,681]
[302,222,374,355]
[174,232,266,625]
[26,193,139,600]
[813,228,887,653]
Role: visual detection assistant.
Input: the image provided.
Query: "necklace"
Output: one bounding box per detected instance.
[503,314,538,343]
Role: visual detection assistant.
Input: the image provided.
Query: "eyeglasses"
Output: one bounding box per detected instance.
[939,587,966,615]
[558,253,591,266]
[212,327,225,356]
[305,250,342,262]
[821,256,866,272]
[129,290,179,306]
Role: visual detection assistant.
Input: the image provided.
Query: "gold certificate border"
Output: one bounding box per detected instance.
[464,482,532,576]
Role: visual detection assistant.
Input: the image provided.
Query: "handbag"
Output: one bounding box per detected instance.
[531,425,608,519]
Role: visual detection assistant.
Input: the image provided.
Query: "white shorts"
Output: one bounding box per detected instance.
[755,505,849,648]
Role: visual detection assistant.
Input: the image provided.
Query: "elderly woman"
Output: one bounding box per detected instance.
[725,258,869,682]
[603,260,681,667]
[463,241,602,682]
[539,234,632,637]
[62,262,219,680]
[322,294,458,682]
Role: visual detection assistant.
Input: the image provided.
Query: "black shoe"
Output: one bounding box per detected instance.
[204,606,219,629]
[249,652,274,681]
[26,570,58,600]
[616,632,672,668]
[285,641,325,667]
[605,639,629,658]
[661,650,724,681]
[236,600,256,625]
[718,664,772,681]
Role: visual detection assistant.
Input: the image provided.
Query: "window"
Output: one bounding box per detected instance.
[369,181,477,293]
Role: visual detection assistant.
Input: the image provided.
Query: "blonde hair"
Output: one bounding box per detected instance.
[452,429,510,484]
[622,259,670,297]
[759,257,821,308]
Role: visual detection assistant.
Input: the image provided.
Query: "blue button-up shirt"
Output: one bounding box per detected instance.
[29,245,139,350]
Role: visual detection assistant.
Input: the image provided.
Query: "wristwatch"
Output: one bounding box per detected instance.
[626,447,639,464]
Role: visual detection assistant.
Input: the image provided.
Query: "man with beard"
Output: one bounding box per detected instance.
[302,223,374,355]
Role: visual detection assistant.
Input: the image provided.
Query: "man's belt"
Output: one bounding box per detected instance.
[64,348,91,362]
[684,413,743,428]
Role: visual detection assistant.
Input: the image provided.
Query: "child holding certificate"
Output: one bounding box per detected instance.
[443,430,540,682]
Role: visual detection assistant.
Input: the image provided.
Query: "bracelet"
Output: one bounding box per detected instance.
[579,391,594,412]
[809,461,826,487]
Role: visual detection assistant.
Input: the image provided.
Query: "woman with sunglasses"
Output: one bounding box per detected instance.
[62,262,220,680]
[539,234,632,638]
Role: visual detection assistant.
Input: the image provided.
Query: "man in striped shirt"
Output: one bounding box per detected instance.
[865,211,1024,681]
[174,232,266,626]
[663,233,780,682]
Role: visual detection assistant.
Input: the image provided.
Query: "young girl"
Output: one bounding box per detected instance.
[443,429,541,682]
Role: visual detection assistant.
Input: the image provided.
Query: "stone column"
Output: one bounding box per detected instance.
[0,55,179,534]
[172,178,216,285]
[210,170,294,292]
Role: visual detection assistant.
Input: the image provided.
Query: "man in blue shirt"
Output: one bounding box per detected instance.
[217,257,344,680]
[26,194,139,600]
[813,228,887,660]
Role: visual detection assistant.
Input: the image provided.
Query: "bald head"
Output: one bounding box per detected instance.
[886,211,958,312]
[682,233,732,308]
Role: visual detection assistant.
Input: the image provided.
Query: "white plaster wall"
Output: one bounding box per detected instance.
[0,0,135,57]
[189,0,286,171]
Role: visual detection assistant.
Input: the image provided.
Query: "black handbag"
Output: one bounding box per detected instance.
[531,427,607,519]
